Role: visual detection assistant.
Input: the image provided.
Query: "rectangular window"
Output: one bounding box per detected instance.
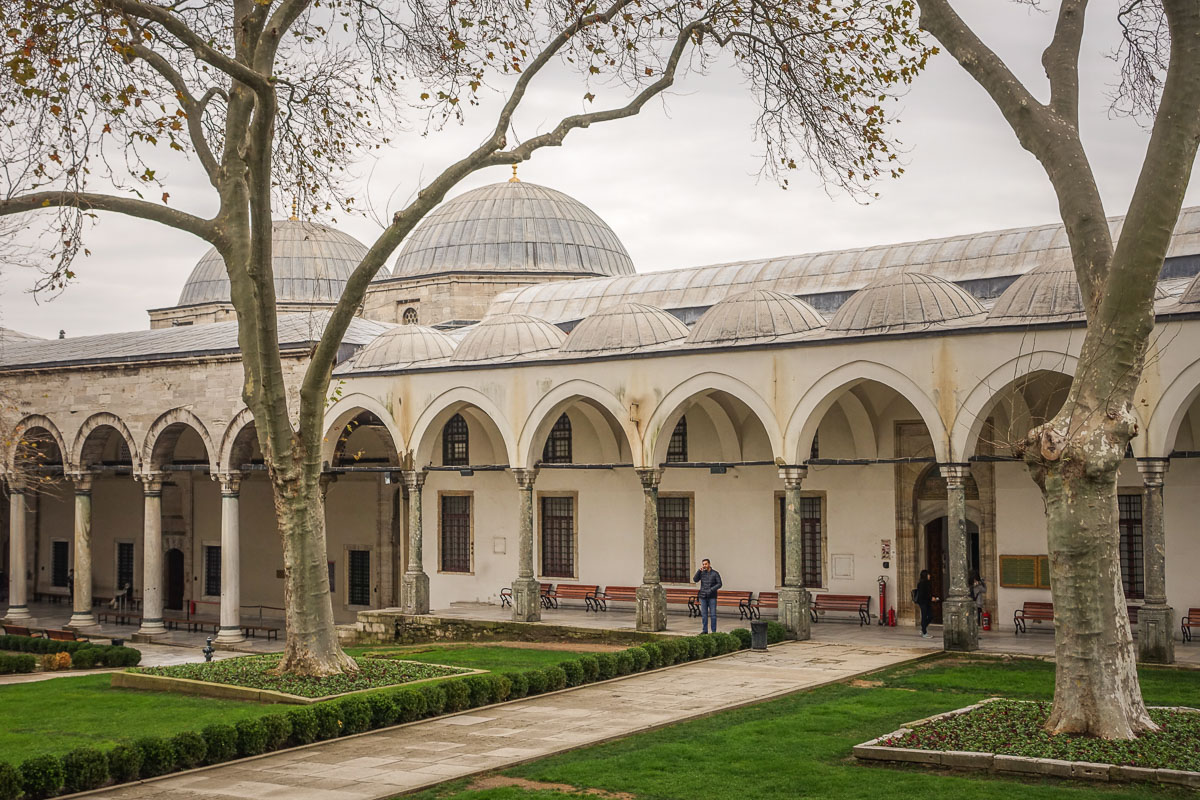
[666,417,688,463]
[440,494,472,573]
[540,496,575,578]
[51,540,69,588]
[657,496,691,583]
[348,549,371,606]
[778,496,823,587]
[204,545,221,597]
[1118,493,1144,600]
[116,542,134,591]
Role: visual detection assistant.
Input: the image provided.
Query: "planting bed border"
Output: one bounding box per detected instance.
[111,662,485,704]
[853,698,1200,788]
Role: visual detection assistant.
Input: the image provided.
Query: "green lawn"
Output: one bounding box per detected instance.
[403,656,1200,800]
[0,644,588,762]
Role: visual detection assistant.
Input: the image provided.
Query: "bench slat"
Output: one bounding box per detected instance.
[810,594,871,626]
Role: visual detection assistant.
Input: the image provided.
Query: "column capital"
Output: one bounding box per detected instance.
[215,472,243,496]
[69,473,93,493]
[512,467,539,491]
[778,466,808,489]
[136,471,166,495]
[636,467,662,491]
[402,469,427,491]
[1136,457,1169,487]
[3,474,28,493]
[939,462,971,488]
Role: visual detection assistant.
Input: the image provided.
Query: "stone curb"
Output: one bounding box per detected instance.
[854,700,1200,787]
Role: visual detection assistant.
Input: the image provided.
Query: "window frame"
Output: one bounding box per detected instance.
[541,413,573,464]
[774,491,828,590]
[346,547,372,607]
[666,416,688,464]
[1118,492,1144,600]
[51,539,70,588]
[402,306,419,325]
[437,491,474,575]
[441,413,470,467]
[537,491,579,580]
[115,539,135,593]
[202,542,222,599]
[657,492,695,584]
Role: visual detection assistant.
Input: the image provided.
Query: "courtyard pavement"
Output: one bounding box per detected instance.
[87,640,924,800]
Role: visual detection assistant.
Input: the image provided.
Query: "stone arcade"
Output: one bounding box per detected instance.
[3,178,1200,663]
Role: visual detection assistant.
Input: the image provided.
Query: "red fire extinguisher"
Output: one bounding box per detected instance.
[982,611,991,631]
[888,607,896,627]
[877,576,887,625]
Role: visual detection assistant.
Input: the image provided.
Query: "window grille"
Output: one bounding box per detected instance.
[778,496,823,586]
[117,542,134,591]
[540,496,575,577]
[1118,494,1144,599]
[402,307,418,325]
[666,417,688,463]
[204,545,222,596]
[52,541,69,588]
[657,496,691,583]
[442,413,469,466]
[542,413,573,464]
[348,550,371,605]
[440,494,472,573]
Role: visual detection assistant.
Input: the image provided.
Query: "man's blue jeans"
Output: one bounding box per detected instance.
[699,595,718,633]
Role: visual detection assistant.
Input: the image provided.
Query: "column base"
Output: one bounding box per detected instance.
[215,626,246,645]
[135,619,168,638]
[400,571,431,615]
[779,586,812,640]
[2,605,32,623]
[512,577,542,623]
[636,583,666,632]
[1137,605,1175,665]
[66,612,99,631]
[941,596,979,652]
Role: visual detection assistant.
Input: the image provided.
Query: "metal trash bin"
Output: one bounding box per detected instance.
[750,619,768,651]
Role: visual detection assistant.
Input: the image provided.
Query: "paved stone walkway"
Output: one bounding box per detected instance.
[91,640,923,800]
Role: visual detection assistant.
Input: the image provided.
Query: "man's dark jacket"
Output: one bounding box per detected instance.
[693,568,723,598]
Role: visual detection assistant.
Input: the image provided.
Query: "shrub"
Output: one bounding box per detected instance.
[393,689,424,723]
[656,639,682,665]
[170,731,207,770]
[0,653,36,674]
[697,635,718,658]
[615,651,635,675]
[629,647,650,672]
[595,652,617,680]
[766,621,787,645]
[504,671,528,699]
[100,646,142,667]
[559,659,584,687]
[19,755,63,800]
[577,655,599,682]
[70,647,99,669]
[135,736,175,777]
[524,668,548,695]
[285,708,318,746]
[640,642,663,669]
[106,743,142,783]
[61,747,109,793]
[0,762,20,800]
[418,683,446,716]
[201,723,238,763]
[730,628,752,649]
[41,651,72,671]
[261,714,293,750]
[442,680,471,712]
[489,673,512,703]
[337,696,372,735]
[313,704,342,740]
[544,665,568,691]
[713,632,739,654]
[683,637,704,661]
[235,718,269,756]
[366,693,397,728]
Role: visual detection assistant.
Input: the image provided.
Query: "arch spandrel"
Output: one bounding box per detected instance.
[407,387,518,468]
[71,412,142,471]
[142,408,217,473]
[643,373,782,467]
[1145,356,1200,458]
[321,393,404,467]
[517,379,640,470]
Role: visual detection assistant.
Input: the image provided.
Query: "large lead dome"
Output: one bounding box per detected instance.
[178,220,371,306]
[392,180,636,279]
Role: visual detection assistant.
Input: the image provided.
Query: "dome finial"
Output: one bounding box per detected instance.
[509,164,520,183]
[289,197,299,221]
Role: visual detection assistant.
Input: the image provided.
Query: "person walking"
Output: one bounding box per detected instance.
[916,569,936,639]
[970,571,987,628]
[693,558,723,633]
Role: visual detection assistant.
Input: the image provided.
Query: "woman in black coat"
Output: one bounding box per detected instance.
[916,569,936,638]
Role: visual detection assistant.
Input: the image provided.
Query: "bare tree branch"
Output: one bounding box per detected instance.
[0,191,213,240]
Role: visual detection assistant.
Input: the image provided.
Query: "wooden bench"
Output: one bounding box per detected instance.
[742,591,778,620]
[242,623,280,641]
[97,609,142,626]
[665,587,700,616]
[34,590,70,604]
[1182,608,1200,643]
[696,590,753,619]
[596,585,637,608]
[1,624,41,638]
[1014,601,1054,634]
[43,628,88,642]
[810,593,871,626]
[546,584,603,612]
[496,584,557,609]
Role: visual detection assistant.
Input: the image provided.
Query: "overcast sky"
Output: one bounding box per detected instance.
[3,1,1198,339]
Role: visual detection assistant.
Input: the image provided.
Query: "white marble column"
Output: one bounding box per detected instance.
[4,478,31,621]
[216,474,245,644]
[511,468,541,623]
[778,466,811,640]
[68,473,98,629]
[136,473,167,637]
[400,470,430,614]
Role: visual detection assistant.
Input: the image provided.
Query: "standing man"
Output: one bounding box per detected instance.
[693,558,723,633]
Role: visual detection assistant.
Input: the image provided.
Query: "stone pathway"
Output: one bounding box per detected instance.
[89,641,923,800]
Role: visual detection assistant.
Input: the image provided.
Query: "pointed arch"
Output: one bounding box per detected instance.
[644,373,782,467]
[322,393,404,467]
[71,412,141,471]
[784,360,949,463]
[518,379,639,470]
[1146,356,1200,458]
[407,386,517,467]
[7,414,69,472]
[217,407,257,472]
[142,408,216,472]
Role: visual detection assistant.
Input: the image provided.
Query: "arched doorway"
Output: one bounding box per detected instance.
[165,549,184,611]
[923,517,980,624]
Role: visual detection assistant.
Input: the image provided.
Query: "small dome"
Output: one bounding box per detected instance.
[991,259,1170,321]
[827,272,985,334]
[1181,272,1200,305]
[179,220,376,306]
[686,290,824,345]
[393,180,635,279]
[560,303,689,354]
[350,325,456,370]
[451,314,566,362]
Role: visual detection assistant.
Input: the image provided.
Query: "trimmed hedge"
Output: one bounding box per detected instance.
[105,744,141,783]
[235,718,269,756]
[766,621,787,645]
[170,731,207,769]
[262,714,293,750]
[0,653,36,674]
[0,634,140,667]
[201,723,237,763]
[61,747,108,793]
[19,755,63,800]
[337,696,372,735]
[134,737,175,778]
[0,762,20,800]
[730,628,752,649]
[285,708,318,746]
